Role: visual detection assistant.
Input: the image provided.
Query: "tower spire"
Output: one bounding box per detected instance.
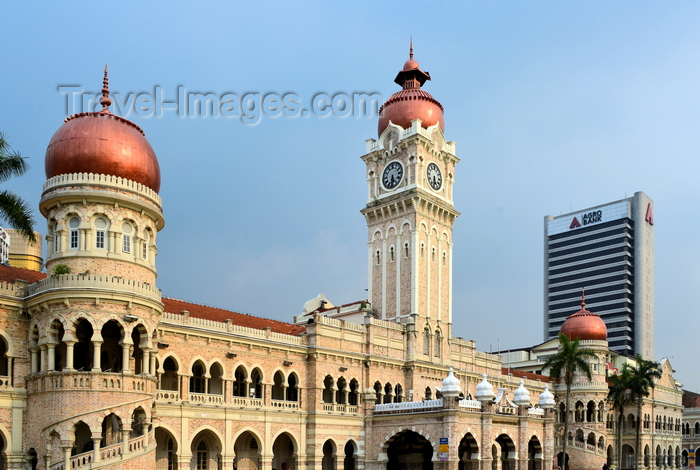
[99,64,112,113]
[409,35,414,59]
[581,288,586,308]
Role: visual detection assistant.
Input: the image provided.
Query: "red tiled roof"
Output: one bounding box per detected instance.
[502,367,553,383]
[162,297,305,336]
[683,390,700,408]
[0,265,47,284]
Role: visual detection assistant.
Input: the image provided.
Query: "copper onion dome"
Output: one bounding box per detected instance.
[560,291,608,341]
[45,66,161,193]
[378,39,445,137]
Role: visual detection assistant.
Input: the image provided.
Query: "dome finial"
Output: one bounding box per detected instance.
[409,35,414,60]
[581,288,586,308]
[99,64,112,114]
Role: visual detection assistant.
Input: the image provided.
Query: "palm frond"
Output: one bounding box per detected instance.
[0,190,36,242]
[0,133,29,183]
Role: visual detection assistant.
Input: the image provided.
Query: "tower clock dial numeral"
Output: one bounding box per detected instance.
[382,161,404,190]
[426,162,443,191]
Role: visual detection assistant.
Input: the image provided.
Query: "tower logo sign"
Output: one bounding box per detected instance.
[569,210,603,230]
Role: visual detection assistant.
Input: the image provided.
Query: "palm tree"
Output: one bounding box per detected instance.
[0,133,35,242]
[628,356,661,470]
[543,333,598,470]
[609,363,633,470]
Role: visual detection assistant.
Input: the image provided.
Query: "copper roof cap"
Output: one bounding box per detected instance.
[560,290,608,341]
[45,66,161,193]
[378,40,445,136]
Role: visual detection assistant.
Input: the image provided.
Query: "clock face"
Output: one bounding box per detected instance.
[382,161,404,190]
[426,162,443,191]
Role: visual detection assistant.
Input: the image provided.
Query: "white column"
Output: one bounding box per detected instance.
[121,343,132,374]
[367,242,373,307]
[92,341,102,372]
[30,348,38,374]
[39,345,47,372]
[47,344,56,371]
[411,229,418,315]
[381,236,387,319]
[395,234,401,317]
[437,237,442,320]
[448,241,453,325]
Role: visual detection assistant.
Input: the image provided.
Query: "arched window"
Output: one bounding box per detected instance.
[69,217,80,249]
[161,357,178,391]
[420,243,425,258]
[431,247,436,262]
[434,330,441,358]
[286,374,298,402]
[122,222,133,253]
[423,328,430,355]
[389,246,394,262]
[394,384,403,403]
[190,362,206,394]
[404,242,409,258]
[233,366,247,397]
[94,217,109,249]
[348,379,359,406]
[250,368,263,398]
[442,251,446,266]
[142,230,149,260]
[375,250,381,265]
[323,375,335,403]
[425,386,432,400]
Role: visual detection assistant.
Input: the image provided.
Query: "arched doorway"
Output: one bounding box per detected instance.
[495,434,515,470]
[556,452,569,470]
[190,430,222,470]
[621,444,635,470]
[528,437,542,470]
[343,441,357,470]
[72,421,94,455]
[234,431,261,470]
[386,430,433,470]
[458,433,478,470]
[272,433,296,470]
[155,427,178,470]
[322,439,336,470]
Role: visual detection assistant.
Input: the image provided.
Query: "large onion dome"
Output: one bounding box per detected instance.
[560,291,607,341]
[45,66,161,193]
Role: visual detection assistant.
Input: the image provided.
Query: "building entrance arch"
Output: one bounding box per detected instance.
[386,430,433,470]
[234,431,261,470]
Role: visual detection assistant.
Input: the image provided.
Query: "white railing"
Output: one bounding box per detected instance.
[271,399,300,410]
[43,172,162,208]
[458,399,481,410]
[25,274,161,301]
[160,311,302,344]
[100,442,122,461]
[231,397,263,407]
[374,399,443,412]
[157,391,180,401]
[189,392,224,404]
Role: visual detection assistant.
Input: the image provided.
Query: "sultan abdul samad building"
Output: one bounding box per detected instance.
[0,47,683,470]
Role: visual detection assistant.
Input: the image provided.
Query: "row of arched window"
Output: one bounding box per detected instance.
[322,376,360,405]
[557,400,606,424]
[682,422,700,435]
[158,358,299,402]
[373,244,449,265]
[48,214,153,262]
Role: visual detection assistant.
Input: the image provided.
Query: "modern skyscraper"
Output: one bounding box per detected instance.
[543,191,655,359]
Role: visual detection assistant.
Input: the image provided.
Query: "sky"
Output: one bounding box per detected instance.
[1,1,699,391]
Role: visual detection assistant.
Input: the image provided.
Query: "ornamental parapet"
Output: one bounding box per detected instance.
[26,370,157,394]
[25,273,162,302]
[160,311,303,345]
[374,399,443,414]
[42,172,162,208]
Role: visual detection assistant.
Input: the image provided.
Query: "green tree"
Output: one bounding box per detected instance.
[543,333,598,470]
[609,363,633,470]
[628,356,661,470]
[0,133,35,242]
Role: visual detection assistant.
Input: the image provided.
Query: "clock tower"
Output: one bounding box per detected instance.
[361,44,459,353]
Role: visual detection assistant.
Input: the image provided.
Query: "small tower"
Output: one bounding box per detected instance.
[24,67,163,467]
[361,42,459,357]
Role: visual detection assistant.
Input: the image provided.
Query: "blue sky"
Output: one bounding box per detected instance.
[2,1,699,391]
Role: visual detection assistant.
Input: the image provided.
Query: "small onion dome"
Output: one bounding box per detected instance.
[475,373,495,402]
[538,384,555,409]
[45,66,161,193]
[441,367,462,398]
[513,379,531,406]
[378,42,444,136]
[560,292,607,341]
